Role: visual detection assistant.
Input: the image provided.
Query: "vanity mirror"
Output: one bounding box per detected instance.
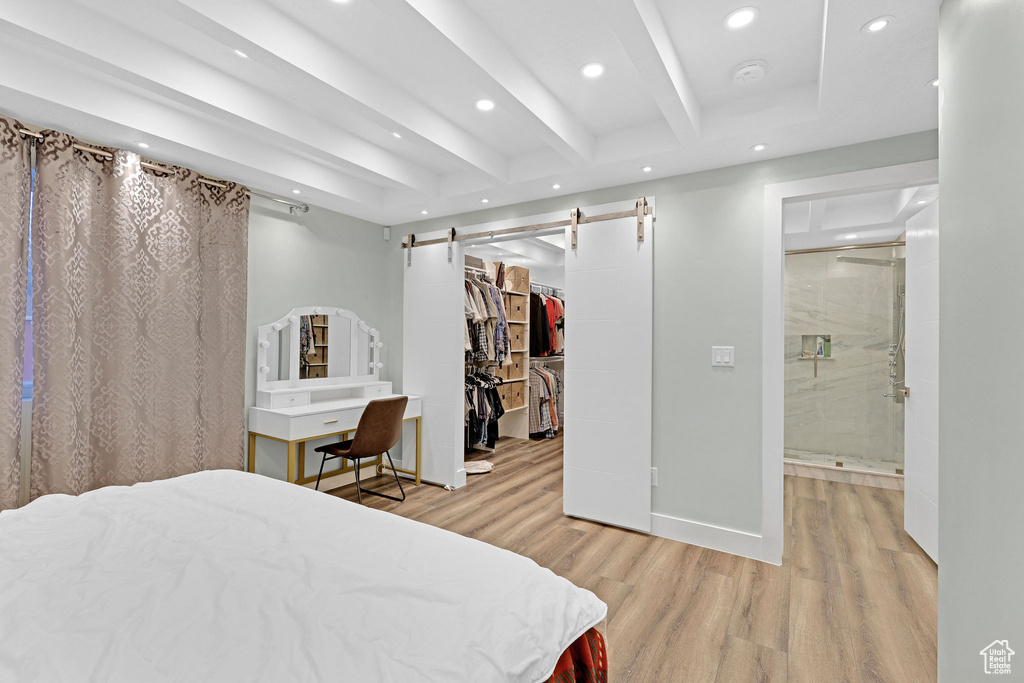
[256,307,383,399]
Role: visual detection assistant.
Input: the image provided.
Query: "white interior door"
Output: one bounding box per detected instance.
[563,208,653,532]
[904,202,939,563]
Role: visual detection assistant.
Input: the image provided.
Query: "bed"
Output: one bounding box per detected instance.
[0,470,606,682]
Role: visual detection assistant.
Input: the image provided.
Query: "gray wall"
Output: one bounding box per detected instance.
[939,1,1024,680]
[244,201,402,480]
[395,131,938,535]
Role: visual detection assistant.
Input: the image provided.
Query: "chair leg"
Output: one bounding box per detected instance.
[355,451,406,503]
[385,451,406,501]
[316,454,327,491]
[353,458,363,505]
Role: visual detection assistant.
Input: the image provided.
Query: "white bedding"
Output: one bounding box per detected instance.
[0,470,606,682]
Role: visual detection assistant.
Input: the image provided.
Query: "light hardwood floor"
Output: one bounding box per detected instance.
[330,434,937,682]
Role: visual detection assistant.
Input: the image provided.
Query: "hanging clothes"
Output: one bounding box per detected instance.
[465,372,506,452]
[465,275,512,367]
[529,365,563,439]
[529,292,565,357]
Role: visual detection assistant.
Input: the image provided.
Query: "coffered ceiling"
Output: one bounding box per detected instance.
[0,0,939,225]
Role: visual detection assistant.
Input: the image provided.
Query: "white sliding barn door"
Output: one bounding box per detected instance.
[402,238,466,489]
[563,209,653,532]
[904,202,939,562]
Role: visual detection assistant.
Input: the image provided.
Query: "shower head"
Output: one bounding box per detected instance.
[835,255,900,267]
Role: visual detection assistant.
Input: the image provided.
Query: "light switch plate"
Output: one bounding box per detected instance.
[712,346,735,367]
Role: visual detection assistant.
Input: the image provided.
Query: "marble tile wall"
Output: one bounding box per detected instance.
[784,246,905,470]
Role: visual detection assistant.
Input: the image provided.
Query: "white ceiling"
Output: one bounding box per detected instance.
[783,184,937,251]
[0,0,939,226]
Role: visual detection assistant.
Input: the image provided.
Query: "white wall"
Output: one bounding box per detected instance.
[394,131,938,541]
[939,1,1024,680]
[245,201,403,481]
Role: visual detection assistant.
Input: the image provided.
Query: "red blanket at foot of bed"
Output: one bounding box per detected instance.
[545,628,607,683]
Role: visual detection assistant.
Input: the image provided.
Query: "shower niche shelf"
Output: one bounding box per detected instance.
[800,334,832,359]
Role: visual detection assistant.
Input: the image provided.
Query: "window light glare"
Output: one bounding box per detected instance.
[580,62,605,78]
[641,166,653,173]
[475,99,495,111]
[234,49,248,58]
[725,7,758,29]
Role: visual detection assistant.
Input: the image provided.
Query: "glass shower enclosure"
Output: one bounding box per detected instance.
[784,245,906,473]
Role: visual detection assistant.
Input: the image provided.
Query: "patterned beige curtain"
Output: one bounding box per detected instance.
[0,116,30,510]
[31,132,249,498]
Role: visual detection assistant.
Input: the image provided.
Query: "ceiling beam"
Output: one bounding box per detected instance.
[594,0,703,144]
[0,2,441,198]
[166,0,511,183]
[381,0,595,165]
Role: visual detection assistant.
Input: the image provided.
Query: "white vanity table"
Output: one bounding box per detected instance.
[247,306,421,487]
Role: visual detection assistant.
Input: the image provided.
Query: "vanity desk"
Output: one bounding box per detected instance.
[247,307,420,487]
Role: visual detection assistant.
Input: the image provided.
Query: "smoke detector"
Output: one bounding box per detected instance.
[732,60,767,86]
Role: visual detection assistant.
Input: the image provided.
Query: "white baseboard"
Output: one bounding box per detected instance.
[651,513,775,564]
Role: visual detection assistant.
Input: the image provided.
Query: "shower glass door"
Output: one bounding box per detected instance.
[784,245,906,473]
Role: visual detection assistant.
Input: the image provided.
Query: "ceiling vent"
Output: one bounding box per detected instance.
[732,60,767,86]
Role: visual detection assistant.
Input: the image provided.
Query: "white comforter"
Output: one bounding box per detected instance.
[0,471,605,682]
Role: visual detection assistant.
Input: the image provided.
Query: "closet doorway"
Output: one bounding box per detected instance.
[403,198,654,533]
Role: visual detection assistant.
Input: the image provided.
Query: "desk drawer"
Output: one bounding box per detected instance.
[270,392,310,409]
[290,409,362,441]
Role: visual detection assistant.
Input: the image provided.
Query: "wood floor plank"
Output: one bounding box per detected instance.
[328,438,936,683]
[789,496,840,585]
[715,636,788,683]
[839,563,933,683]
[788,576,858,683]
[728,558,792,653]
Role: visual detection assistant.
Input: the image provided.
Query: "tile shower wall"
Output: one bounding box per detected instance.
[784,246,905,470]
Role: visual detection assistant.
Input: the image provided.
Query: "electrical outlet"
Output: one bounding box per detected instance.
[651,467,659,486]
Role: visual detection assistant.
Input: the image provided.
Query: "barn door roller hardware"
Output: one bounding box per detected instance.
[400,198,652,250]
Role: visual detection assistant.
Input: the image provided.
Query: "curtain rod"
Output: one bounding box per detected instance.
[17,128,309,214]
[402,199,652,249]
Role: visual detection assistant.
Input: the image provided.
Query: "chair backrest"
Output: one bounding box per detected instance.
[347,396,409,458]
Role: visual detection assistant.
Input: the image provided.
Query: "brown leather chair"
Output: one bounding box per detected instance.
[314,396,408,503]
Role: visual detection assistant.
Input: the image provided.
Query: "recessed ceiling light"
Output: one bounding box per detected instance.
[843,234,859,240]
[481,199,489,203]
[930,78,939,87]
[725,7,758,29]
[552,184,561,190]
[916,199,928,205]
[752,143,768,151]
[862,16,893,34]
[421,210,429,215]
[291,189,301,195]
[234,49,248,58]
[581,62,605,78]
[641,166,653,173]
[475,99,495,111]
[135,141,150,149]
[392,131,402,138]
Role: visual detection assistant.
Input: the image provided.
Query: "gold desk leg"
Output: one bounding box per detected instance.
[247,432,256,473]
[287,442,297,484]
[415,416,422,486]
[297,442,306,483]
